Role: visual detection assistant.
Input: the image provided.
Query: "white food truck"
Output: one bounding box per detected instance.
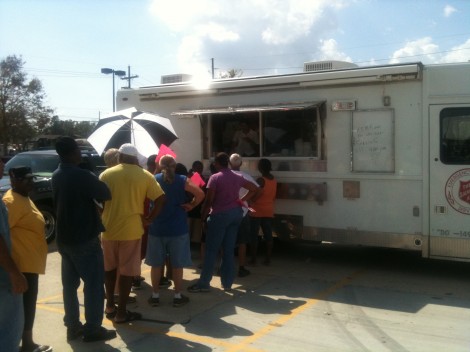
[116,61,470,261]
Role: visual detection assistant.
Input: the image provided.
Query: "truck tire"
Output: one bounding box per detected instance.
[38,204,56,244]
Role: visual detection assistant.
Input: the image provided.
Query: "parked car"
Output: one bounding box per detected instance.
[1,156,13,164]
[0,149,106,243]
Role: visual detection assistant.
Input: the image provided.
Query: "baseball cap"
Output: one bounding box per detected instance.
[118,143,138,157]
[9,166,35,179]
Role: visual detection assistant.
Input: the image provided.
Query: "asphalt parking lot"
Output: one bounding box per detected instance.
[33,241,470,352]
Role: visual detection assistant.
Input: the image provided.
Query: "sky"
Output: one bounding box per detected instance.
[1,0,469,123]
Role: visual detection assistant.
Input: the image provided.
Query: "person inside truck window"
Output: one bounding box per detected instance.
[232,121,259,157]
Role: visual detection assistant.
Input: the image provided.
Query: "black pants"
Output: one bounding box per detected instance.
[23,273,39,331]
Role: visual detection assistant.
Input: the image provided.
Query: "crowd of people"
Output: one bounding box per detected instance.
[0,136,277,350]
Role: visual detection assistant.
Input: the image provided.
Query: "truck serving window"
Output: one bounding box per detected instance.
[196,103,323,159]
[440,107,470,165]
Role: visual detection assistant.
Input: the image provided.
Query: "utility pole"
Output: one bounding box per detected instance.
[211,58,215,79]
[121,65,139,88]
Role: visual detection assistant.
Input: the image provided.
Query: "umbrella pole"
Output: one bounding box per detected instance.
[131,120,135,146]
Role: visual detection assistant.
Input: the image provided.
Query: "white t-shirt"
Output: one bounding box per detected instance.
[232,170,258,217]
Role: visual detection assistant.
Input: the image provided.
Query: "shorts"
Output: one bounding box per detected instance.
[237,215,251,244]
[141,231,148,260]
[250,217,273,242]
[102,238,142,276]
[145,234,192,268]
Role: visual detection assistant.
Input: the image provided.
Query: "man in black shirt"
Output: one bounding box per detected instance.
[52,137,116,343]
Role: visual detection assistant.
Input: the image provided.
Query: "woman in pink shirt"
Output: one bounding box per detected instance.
[188,153,258,292]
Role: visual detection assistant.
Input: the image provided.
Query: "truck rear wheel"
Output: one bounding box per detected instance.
[38,205,56,244]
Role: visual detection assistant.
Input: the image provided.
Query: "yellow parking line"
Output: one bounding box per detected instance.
[226,269,364,352]
[37,294,63,304]
[34,270,363,351]
[123,325,241,349]
[168,331,263,352]
[36,304,64,315]
[36,303,116,328]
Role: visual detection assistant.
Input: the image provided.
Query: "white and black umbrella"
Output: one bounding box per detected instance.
[87,107,178,157]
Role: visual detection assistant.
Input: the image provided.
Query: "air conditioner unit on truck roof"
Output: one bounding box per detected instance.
[304,60,358,72]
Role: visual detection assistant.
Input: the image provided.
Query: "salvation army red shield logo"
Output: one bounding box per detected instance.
[460,180,470,205]
[445,169,470,215]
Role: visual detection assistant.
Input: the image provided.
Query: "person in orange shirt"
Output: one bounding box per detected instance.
[249,159,277,265]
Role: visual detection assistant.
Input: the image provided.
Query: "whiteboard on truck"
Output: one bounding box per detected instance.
[351,109,395,173]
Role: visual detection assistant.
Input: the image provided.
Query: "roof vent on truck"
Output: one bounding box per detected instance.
[303,60,358,72]
[161,73,193,84]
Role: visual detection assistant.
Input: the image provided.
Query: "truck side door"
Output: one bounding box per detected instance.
[429,105,470,259]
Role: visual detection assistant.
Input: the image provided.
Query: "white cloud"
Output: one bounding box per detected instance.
[318,39,352,62]
[390,37,470,64]
[259,1,330,45]
[149,0,349,76]
[149,0,221,31]
[148,0,470,77]
[440,38,470,63]
[443,5,457,17]
[389,37,439,64]
[200,23,240,43]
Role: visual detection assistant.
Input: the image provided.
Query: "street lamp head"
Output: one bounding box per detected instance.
[101,67,126,112]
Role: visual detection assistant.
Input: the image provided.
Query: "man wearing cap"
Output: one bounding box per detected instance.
[100,143,165,324]
[3,166,51,352]
[52,136,116,342]
[0,159,28,351]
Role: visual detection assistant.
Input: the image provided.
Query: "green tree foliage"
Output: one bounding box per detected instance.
[217,68,243,79]
[0,55,97,155]
[44,116,95,137]
[0,55,54,154]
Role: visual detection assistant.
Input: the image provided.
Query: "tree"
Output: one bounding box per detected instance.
[43,116,96,137]
[0,55,53,154]
[217,68,243,79]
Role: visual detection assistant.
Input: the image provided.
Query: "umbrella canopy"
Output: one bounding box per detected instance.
[87,107,178,157]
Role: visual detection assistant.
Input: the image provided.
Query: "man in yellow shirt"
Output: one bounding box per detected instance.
[100,144,165,324]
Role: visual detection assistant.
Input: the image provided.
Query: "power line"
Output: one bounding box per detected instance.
[22,44,469,81]
[237,46,470,72]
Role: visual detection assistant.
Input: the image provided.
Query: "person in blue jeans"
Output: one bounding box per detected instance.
[188,153,258,293]
[0,158,28,352]
[51,137,116,343]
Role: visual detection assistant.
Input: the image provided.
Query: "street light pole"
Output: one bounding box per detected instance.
[101,68,126,112]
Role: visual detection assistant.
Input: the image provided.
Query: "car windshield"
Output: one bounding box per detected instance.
[4,154,60,177]
[80,154,106,174]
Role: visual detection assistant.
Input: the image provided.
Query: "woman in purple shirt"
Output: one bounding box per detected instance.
[188,153,259,292]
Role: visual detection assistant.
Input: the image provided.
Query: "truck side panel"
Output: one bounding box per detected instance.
[117,62,470,260]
